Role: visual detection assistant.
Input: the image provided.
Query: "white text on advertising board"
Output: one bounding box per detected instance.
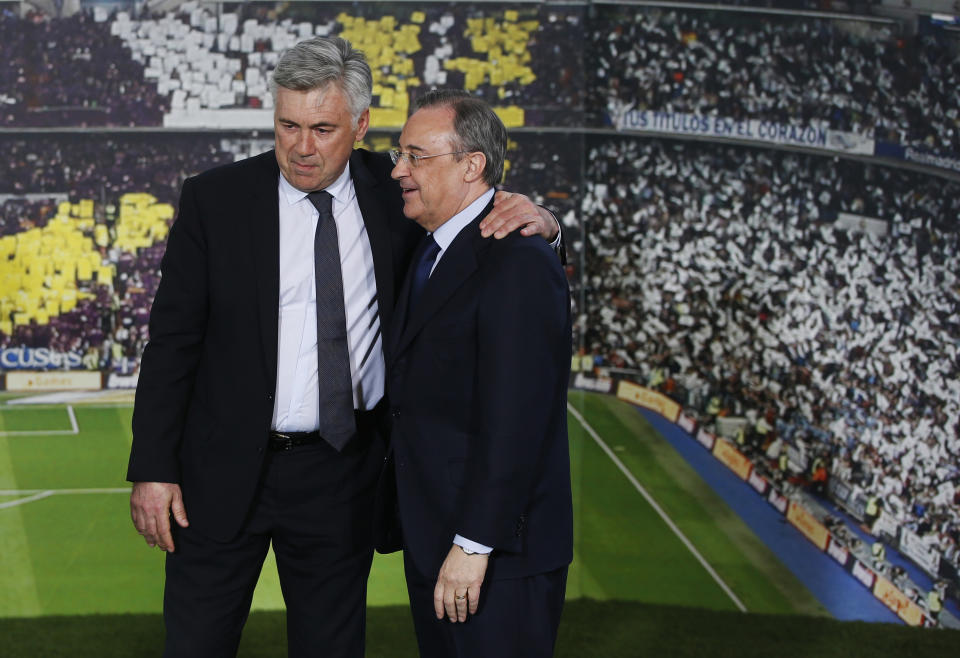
[618,110,829,148]
[1,347,84,370]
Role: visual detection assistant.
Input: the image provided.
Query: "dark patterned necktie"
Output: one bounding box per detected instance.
[408,234,441,315]
[307,190,355,450]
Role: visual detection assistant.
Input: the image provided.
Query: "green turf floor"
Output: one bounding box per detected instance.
[567,390,827,616]
[10,390,943,657]
[2,601,958,658]
[1,392,823,619]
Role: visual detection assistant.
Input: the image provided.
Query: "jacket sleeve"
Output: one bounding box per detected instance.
[456,241,571,549]
[127,176,209,483]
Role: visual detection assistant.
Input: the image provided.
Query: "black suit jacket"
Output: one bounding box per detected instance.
[383,200,573,581]
[127,149,422,542]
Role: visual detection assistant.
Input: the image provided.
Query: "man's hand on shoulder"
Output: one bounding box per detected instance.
[483,191,560,242]
[130,481,189,552]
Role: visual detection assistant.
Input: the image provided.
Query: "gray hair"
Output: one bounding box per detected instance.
[414,89,506,187]
[271,36,373,124]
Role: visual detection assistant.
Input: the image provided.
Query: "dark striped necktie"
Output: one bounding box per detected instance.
[307,190,355,450]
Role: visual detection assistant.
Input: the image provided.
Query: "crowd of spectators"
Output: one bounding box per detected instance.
[587,7,960,158]
[9,3,958,152]
[291,1,586,126]
[0,134,231,201]
[580,135,960,574]
[0,10,166,126]
[0,135,234,369]
[76,1,584,127]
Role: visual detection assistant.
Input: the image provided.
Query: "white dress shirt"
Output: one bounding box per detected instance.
[431,189,562,272]
[271,165,384,432]
[429,188,496,274]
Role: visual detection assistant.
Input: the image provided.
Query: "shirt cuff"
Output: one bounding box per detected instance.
[453,534,493,554]
[544,209,562,250]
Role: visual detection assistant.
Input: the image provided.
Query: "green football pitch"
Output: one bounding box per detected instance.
[1,390,956,657]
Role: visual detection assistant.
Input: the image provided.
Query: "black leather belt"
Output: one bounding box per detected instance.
[267,401,387,453]
[267,430,323,451]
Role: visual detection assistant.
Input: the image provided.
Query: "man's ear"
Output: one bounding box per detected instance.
[463,152,487,184]
[354,109,371,142]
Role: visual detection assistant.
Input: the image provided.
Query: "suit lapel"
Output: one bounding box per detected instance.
[390,202,493,362]
[350,151,396,333]
[250,152,282,390]
[387,237,420,361]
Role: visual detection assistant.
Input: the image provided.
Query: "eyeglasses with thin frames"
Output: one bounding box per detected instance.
[389,149,469,168]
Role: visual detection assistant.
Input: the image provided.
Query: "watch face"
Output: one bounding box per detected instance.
[460,545,475,554]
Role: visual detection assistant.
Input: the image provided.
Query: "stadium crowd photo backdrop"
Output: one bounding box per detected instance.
[2,1,960,656]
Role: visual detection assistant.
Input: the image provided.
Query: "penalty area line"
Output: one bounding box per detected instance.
[67,404,79,434]
[0,487,129,510]
[567,401,748,613]
[0,404,81,436]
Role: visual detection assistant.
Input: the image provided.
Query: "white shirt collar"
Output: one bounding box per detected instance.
[279,163,355,209]
[431,188,495,251]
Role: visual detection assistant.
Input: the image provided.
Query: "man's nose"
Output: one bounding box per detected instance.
[295,129,314,155]
[391,157,409,180]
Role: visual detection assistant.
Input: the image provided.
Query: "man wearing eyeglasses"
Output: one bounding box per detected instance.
[379,89,572,658]
[127,36,559,658]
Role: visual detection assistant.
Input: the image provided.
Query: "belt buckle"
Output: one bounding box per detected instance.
[271,432,295,451]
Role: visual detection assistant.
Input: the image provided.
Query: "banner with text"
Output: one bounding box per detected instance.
[712,439,753,481]
[570,373,615,394]
[873,575,927,626]
[6,371,102,391]
[615,110,873,155]
[786,500,830,551]
[875,140,960,174]
[616,380,681,423]
[898,527,941,577]
[1,348,85,371]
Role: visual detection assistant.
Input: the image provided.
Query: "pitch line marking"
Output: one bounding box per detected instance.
[0,487,129,510]
[0,404,81,436]
[67,404,79,433]
[0,490,55,510]
[567,402,748,613]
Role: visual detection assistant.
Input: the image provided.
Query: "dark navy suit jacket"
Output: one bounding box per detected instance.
[382,198,573,581]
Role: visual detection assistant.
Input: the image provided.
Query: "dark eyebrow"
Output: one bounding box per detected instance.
[276,116,336,130]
